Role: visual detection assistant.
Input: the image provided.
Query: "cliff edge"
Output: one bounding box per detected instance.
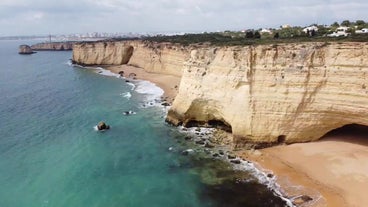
[72,41,368,148]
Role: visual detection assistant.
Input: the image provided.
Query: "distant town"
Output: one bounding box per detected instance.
[3,19,368,43]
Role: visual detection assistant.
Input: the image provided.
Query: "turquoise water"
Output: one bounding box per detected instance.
[0,40,288,207]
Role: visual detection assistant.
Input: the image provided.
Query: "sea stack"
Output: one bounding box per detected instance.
[18,45,35,55]
[97,121,110,131]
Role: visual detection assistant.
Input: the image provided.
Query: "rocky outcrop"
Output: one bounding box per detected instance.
[72,40,368,147]
[97,121,110,130]
[72,41,133,66]
[72,41,190,76]
[18,45,35,54]
[31,42,74,51]
[167,42,368,147]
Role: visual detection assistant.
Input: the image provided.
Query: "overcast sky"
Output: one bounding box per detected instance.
[0,0,367,36]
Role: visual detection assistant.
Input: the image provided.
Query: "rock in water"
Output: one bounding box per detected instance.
[97,121,110,130]
[18,45,35,54]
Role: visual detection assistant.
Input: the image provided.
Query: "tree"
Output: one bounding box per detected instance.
[341,20,351,27]
[245,31,254,38]
[273,32,279,39]
[356,20,365,26]
[310,29,316,37]
[254,31,261,39]
[331,22,339,27]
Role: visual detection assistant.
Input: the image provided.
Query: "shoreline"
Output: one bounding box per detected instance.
[105,64,181,104]
[238,133,368,207]
[102,64,368,207]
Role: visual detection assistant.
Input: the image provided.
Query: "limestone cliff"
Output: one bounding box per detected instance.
[167,42,368,147]
[31,42,74,51]
[72,40,368,147]
[72,41,190,76]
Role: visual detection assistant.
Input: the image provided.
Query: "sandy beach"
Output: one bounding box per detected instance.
[105,64,181,103]
[239,126,368,207]
[104,64,368,207]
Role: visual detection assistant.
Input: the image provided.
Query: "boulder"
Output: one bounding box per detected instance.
[227,154,236,159]
[97,121,110,130]
[18,45,35,54]
[230,159,241,164]
[292,195,313,206]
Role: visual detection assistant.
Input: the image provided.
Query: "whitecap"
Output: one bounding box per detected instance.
[126,82,136,90]
[95,67,120,78]
[66,59,73,66]
[120,92,131,99]
[134,80,164,107]
[93,125,99,131]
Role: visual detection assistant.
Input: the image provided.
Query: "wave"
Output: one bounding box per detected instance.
[71,64,166,108]
[126,82,136,90]
[134,80,164,107]
[120,92,131,99]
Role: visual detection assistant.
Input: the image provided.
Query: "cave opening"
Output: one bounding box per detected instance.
[208,120,232,133]
[320,124,368,146]
[183,119,232,133]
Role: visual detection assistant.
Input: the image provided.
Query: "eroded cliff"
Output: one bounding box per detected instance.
[167,42,368,147]
[32,42,74,51]
[72,40,368,147]
[72,41,190,75]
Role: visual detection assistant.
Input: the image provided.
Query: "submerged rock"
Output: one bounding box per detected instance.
[97,121,110,131]
[123,110,135,116]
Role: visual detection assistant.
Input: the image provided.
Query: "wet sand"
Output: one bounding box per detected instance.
[105,64,181,103]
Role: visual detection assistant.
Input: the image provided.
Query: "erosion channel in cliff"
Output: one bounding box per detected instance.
[72,40,368,148]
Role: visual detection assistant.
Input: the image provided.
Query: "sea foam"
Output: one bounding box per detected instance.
[120,92,132,99]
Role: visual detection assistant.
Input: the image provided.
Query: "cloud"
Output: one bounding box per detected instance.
[0,0,368,36]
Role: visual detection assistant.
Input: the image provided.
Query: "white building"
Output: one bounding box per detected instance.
[328,26,350,37]
[302,26,319,33]
[356,28,368,34]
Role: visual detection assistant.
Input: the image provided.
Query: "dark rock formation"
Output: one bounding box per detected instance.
[97,121,110,131]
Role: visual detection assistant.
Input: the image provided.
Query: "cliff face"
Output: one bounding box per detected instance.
[167,42,368,147]
[72,41,190,76]
[72,41,133,65]
[72,40,368,147]
[18,45,35,54]
[31,42,74,51]
[127,41,191,76]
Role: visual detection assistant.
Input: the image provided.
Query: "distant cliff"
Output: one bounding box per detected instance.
[72,40,368,148]
[31,42,74,51]
[72,40,190,76]
[18,45,35,54]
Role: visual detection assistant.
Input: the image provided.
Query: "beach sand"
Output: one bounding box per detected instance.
[239,126,368,207]
[105,64,181,103]
[105,64,368,207]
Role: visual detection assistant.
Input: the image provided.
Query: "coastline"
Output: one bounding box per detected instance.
[105,65,180,104]
[103,64,368,207]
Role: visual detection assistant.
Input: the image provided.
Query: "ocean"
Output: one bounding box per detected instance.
[0,40,289,207]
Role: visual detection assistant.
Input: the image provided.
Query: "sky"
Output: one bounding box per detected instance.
[0,0,367,36]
